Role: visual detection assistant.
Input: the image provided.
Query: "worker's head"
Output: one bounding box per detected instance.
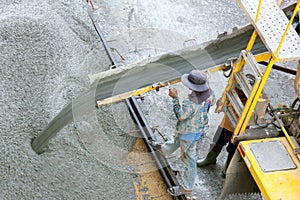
[181,70,210,92]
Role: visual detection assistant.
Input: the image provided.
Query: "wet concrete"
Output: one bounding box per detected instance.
[1,0,297,199]
[0,0,135,199]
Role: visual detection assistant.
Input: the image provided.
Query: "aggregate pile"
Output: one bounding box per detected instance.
[0,1,135,199]
[0,0,297,199]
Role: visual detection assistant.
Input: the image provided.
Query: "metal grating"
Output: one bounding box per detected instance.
[238,0,300,62]
[249,140,296,172]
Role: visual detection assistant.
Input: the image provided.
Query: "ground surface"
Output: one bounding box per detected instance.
[0,0,297,200]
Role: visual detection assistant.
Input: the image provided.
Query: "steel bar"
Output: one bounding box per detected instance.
[126,97,187,200]
[84,0,116,66]
[259,61,297,75]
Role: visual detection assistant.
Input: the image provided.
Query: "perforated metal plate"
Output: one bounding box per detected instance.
[238,0,300,61]
[249,140,296,172]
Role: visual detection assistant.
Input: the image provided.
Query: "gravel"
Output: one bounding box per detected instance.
[1,0,297,199]
[0,0,134,199]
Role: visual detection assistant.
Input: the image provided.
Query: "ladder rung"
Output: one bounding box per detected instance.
[225,106,238,129]
[241,51,263,79]
[234,72,252,98]
[226,89,244,117]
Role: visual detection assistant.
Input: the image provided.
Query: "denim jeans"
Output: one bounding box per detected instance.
[161,135,198,191]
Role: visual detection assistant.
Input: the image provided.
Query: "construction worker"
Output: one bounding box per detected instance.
[196,113,235,177]
[151,70,215,196]
[197,84,248,176]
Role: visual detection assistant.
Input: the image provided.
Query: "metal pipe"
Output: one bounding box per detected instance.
[258,61,297,75]
[84,0,117,66]
[126,97,187,200]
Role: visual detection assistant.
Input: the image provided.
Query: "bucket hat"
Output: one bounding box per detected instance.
[181,70,210,92]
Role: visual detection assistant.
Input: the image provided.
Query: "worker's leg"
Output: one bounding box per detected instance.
[197,126,227,167]
[221,130,236,177]
[223,139,237,173]
[180,139,197,191]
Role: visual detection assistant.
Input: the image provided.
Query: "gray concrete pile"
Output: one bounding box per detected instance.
[1,0,297,199]
[0,0,135,199]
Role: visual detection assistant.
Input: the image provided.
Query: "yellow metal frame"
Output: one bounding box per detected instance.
[97,78,180,107]
[238,137,300,200]
[230,1,300,156]
[97,64,229,107]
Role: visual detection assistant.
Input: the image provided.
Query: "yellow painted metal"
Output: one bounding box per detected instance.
[233,75,261,136]
[216,54,247,114]
[97,64,229,107]
[239,59,274,134]
[236,3,300,151]
[271,107,300,159]
[97,78,180,107]
[253,52,271,62]
[233,2,300,139]
[230,1,264,132]
[255,0,263,22]
[218,51,270,114]
[238,137,300,200]
[274,0,300,62]
[246,31,258,51]
[124,138,172,200]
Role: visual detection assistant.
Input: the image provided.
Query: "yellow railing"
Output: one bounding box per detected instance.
[232,0,300,155]
[275,0,300,61]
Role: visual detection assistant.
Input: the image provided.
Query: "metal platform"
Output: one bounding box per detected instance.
[238,0,300,62]
[249,140,296,172]
[238,137,300,200]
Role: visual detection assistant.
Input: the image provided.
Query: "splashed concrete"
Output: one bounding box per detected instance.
[1,0,297,199]
[0,0,135,199]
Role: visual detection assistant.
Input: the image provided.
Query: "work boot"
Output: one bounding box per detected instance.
[222,144,237,177]
[197,147,222,167]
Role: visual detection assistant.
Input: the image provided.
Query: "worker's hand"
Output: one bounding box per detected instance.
[169,88,178,99]
[217,98,223,107]
[215,98,223,113]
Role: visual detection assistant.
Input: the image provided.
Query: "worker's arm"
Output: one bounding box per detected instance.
[169,88,193,121]
[172,98,193,121]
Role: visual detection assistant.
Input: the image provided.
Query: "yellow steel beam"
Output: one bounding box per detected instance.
[255,0,263,22]
[234,3,300,152]
[232,52,270,137]
[97,64,229,107]
[246,31,258,51]
[253,52,271,62]
[239,58,274,134]
[97,79,180,107]
[233,75,261,136]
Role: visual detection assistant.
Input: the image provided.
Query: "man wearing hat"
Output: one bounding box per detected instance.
[152,70,215,196]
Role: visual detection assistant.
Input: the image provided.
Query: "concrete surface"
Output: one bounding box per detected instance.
[0,0,135,199]
[0,0,297,199]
